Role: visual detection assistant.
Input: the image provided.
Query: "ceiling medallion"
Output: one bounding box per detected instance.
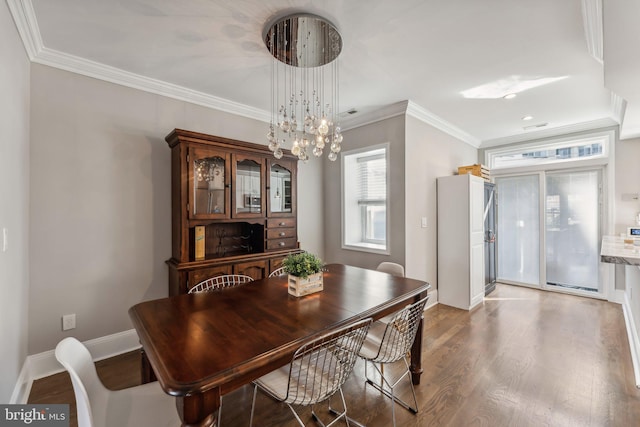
[264,13,344,162]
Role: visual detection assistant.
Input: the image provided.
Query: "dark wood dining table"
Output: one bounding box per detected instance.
[129,263,430,427]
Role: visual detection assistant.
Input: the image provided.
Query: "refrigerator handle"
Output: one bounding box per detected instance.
[486,229,495,242]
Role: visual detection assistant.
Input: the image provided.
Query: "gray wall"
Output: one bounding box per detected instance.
[323,115,406,269]
[622,120,640,365]
[405,116,478,287]
[615,137,640,295]
[0,2,30,401]
[297,152,325,259]
[615,137,640,231]
[28,64,323,354]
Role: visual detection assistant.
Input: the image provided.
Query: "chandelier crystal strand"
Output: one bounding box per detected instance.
[265,14,343,163]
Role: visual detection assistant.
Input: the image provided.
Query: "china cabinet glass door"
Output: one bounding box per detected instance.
[269,162,293,215]
[232,154,264,218]
[189,148,230,219]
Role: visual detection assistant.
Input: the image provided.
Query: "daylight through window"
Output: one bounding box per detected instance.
[342,145,389,253]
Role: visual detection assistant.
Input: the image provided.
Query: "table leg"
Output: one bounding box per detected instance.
[176,389,221,427]
[140,348,157,384]
[410,314,424,385]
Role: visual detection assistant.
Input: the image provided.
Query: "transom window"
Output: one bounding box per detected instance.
[487,134,609,170]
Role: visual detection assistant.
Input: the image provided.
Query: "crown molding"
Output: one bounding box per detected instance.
[611,92,627,125]
[9,0,612,149]
[582,0,604,63]
[609,91,634,138]
[6,0,41,60]
[34,46,270,122]
[406,101,480,148]
[340,100,480,148]
[620,126,640,140]
[8,0,482,149]
[7,0,270,123]
[339,101,408,131]
[480,117,618,148]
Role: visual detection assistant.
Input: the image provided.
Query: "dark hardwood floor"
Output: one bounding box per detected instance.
[29,284,640,426]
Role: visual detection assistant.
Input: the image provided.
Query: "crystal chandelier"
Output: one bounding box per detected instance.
[264,13,344,162]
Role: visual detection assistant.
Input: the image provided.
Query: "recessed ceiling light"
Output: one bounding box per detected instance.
[522,115,533,121]
[503,93,517,100]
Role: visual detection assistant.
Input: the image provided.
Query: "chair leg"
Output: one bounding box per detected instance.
[217,395,223,427]
[286,403,309,427]
[327,388,366,427]
[249,383,258,427]
[252,382,306,427]
[364,357,419,427]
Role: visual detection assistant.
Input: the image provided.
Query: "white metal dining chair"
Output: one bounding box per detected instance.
[358,295,429,427]
[376,262,405,277]
[54,337,180,427]
[376,262,406,326]
[188,274,254,293]
[250,318,372,427]
[268,266,286,277]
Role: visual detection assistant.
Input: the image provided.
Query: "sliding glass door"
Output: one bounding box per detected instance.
[495,175,540,286]
[545,170,600,292]
[495,169,602,294]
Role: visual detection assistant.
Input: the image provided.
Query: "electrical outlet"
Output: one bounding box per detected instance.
[421,217,427,228]
[62,314,76,331]
[2,228,7,252]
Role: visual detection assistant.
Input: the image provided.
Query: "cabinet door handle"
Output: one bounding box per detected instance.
[279,241,286,246]
[279,222,286,226]
[279,232,286,237]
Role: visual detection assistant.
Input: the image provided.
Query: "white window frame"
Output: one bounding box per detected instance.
[341,143,390,254]
[485,131,611,173]
[485,129,619,303]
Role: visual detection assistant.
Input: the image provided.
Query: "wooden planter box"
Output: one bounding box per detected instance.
[288,272,323,297]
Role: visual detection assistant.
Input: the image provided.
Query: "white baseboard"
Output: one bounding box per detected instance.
[9,360,32,405]
[426,289,438,310]
[11,329,141,404]
[622,293,640,388]
[609,288,626,305]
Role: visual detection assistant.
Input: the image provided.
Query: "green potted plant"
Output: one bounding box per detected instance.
[282,252,325,296]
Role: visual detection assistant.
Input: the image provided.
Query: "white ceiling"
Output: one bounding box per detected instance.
[11,0,640,146]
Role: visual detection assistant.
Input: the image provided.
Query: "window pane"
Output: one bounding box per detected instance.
[492,142,604,169]
[342,146,388,251]
[364,205,386,242]
[358,156,386,201]
[495,175,540,285]
[545,170,600,291]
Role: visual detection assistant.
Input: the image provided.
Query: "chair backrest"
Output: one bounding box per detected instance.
[376,262,405,277]
[284,318,372,406]
[55,337,111,427]
[188,274,254,293]
[268,266,286,278]
[371,295,429,363]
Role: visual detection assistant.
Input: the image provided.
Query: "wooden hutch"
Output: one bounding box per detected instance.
[165,129,302,295]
